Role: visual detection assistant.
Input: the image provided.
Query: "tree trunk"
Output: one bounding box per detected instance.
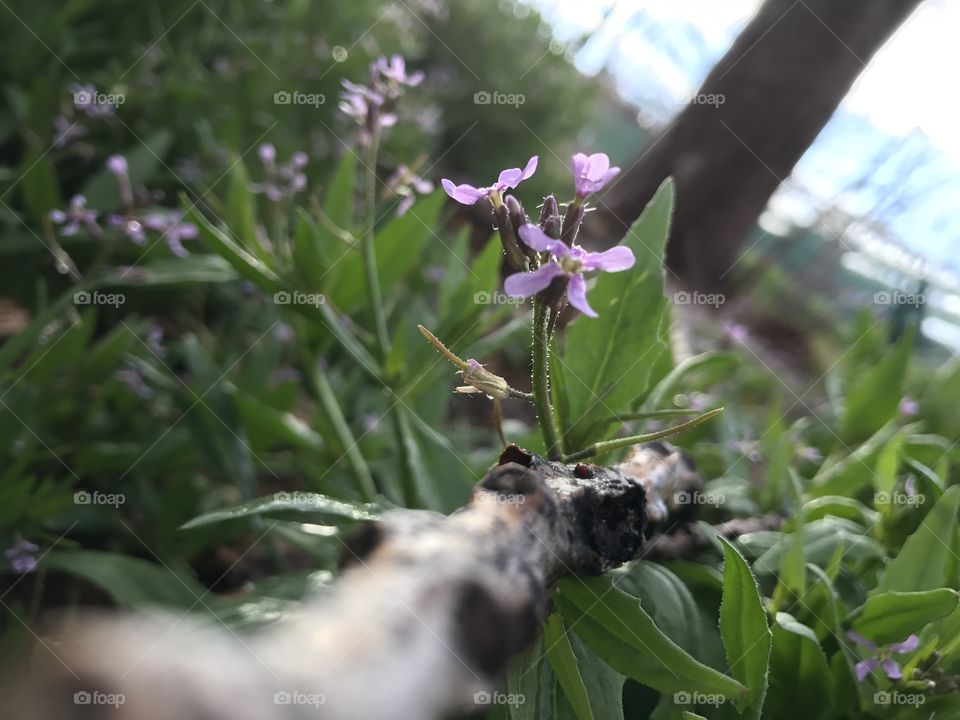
[591,0,922,292]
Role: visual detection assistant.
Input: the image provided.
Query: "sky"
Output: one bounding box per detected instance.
[525,0,960,290]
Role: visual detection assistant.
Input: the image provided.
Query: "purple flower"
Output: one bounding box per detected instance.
[6,540,39,574]
[571,152,620,198]
[141,211,198,257]
[904,474,917,499]
[72,84,114,119]
[107,154,134,208]
[898,397,919,418]
[115,363,152,398]
[387,164,434,216]
[441,156,538,206]
[252,145,308,201]
[52,115,86,148]
[146,325,167,358]
[50,195,101,237]
[374,55,424,88]
[848,631,919,682]
[503,224,635,317]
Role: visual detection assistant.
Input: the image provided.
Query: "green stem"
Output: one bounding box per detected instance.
[532,301,563,459]
[361,123,391,360]
[561,407,724,463]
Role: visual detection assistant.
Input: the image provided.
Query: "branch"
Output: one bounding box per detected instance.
[6,442,735,720]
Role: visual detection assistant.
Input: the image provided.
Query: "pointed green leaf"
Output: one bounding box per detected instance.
[719,537,771,715]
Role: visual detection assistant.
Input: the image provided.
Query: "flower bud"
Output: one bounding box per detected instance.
[539,195,561,240]
[505,195,538,267]
[560,200,585,248]
[458,359,511,400]
[494,202,528,271]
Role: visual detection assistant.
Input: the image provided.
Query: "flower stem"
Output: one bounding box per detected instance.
[362,121,391,360]
[561,407,724,463]
[532,300,563,459]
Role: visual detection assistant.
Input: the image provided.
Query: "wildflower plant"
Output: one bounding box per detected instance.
[8,40,960,720]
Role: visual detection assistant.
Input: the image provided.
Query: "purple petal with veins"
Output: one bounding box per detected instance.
[566,274,596,317]
[518,224,564,254]
[504,263,564,298]
[441,179,485,205]
[582,246,635,272]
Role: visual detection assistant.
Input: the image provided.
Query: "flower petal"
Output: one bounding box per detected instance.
[441,179,484,205]
[504,263,563,298]
[847,631,877,651]
[855,659,878,682]
[586,152,610,180]
[891,635,920,654]
[566,273,597,317]
[584,245,635,272]
[497,167,523,189]
[882,659,903,680]
[520,155,538,180]
[599,166,621,187]
[519,224,565,254]
[571,153,589,179]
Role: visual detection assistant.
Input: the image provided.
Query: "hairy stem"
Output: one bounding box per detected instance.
[532,301,563,459]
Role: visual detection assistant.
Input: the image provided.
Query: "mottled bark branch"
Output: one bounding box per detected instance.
[5,442,771,720]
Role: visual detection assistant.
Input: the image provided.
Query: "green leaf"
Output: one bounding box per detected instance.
[226,159,263,258]
[180,492,380,529]
[292,208,330,283]
[838,326,914,444]
[762,613,833,719]
[877,486,960,593]
[719,538,772,714]
[544,613,594,720]
[851,589,958,644]
[109,255,240,285]
[187,202,283,291]
[44,550,203,609]
[554,575,746,702]
[557,179,674,451]
[327,191,446,312]
[613,561,704,657]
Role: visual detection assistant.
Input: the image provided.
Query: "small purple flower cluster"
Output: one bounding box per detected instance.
[251,144,308,201]
[5,540,39,574]
[49,154,197,257]
[441,152,628,317]
[339,54,424,146]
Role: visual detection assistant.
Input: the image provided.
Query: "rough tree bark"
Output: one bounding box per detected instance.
[4,442,780,720]
[591,0,922,292]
